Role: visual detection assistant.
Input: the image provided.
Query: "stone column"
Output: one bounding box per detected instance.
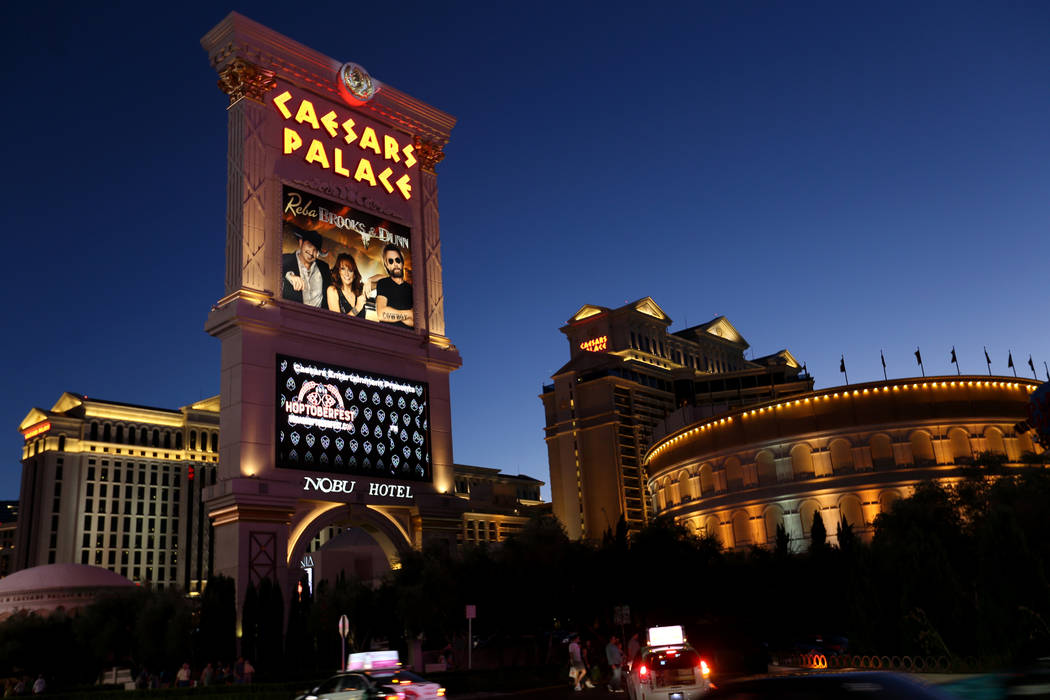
[217,59,277,297]
[415,138,448,345]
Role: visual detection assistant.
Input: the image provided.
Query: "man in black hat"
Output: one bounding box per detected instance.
[282,227,331,307]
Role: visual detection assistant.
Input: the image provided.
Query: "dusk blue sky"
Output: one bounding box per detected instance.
[3,1,1048,501]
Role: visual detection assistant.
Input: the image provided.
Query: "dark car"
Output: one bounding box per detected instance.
[704,671,956,699]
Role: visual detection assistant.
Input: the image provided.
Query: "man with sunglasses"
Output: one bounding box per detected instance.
[375,243,413,328]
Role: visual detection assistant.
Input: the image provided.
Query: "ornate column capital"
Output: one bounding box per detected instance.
[414,137,446,173]
[217,59,277,106]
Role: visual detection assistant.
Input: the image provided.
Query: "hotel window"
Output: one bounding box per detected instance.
[82,534,90,547]
[58,435,65,451]
[108,551,116,566]
[122,534,130,548]
[211,433,218,452]
[151,430,159,447]
[175,433,183,449]
[134,552,141,566]
[87,483,94,497]
[189,431,197,450]
[81,551,89,564]
[115,426,123,443]
[88,467,96,481]
[103,424,111,442]
[140,428,148,444]
[85,499,93,513]
[163,432,171,449]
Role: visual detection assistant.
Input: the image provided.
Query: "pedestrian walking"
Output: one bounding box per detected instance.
[606,635,624,692]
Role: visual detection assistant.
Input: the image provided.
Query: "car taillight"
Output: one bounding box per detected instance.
[639,664,648,677]
[437,688,446,697]
[700,660,711,678]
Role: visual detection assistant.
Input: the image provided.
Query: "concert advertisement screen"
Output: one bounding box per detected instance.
[280,186,414,330]
[276,354,431,480]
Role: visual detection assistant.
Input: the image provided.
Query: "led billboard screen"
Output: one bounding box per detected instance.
[281,186,414,329]
[276,354,431,481]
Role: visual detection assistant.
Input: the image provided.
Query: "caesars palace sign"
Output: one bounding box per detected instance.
[273,85,418,201]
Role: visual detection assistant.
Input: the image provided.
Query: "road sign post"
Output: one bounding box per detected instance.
[338,614,350,670]
[465,605,476,670]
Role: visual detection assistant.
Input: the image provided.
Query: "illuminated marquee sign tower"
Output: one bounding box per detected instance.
[201,14,461,601]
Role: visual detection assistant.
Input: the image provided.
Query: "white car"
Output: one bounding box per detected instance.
[626,626,713,700]
[371,669,446,700]
[294,671,404,700]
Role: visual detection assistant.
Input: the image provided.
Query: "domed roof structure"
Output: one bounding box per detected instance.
[0,564,135,620]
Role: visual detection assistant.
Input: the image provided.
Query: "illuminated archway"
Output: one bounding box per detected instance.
[286,503,414,589]
[948,427,971,462]
[869,433,894,468]
[698,463,714,495]
[829,438,853,472]
[984,426,1005,455]
[909,431,935,465]
[755,451,776,485]
[791,444,814,478]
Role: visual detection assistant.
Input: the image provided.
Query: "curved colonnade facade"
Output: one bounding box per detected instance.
[643,376,1044,551]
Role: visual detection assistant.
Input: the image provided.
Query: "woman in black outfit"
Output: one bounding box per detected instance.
[326,253,368,317]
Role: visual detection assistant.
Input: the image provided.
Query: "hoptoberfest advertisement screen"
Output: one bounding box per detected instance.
[276,355,431,481]
[281,186,415,329]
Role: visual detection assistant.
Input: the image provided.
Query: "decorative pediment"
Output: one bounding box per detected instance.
[190,396,222,412]
[20,408,50,432]
[704,316,746,345]
[631,297,669,321]
[776,349,800,368]
[569,304,608,323]
[51,392,84,414]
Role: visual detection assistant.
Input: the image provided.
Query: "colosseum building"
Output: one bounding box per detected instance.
[643,376,1044,551]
